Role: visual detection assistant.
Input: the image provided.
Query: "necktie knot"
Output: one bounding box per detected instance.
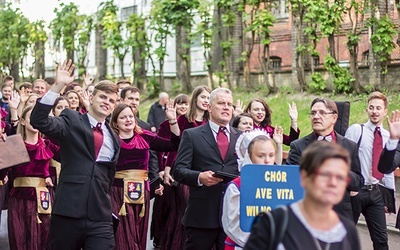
[317,135,332,142]
[374,126,381,134]
[219,126,227,134]
[95,122,102,131]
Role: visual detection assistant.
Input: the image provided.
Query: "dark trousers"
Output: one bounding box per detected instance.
[50,214,115,250]
[351,187,388,250]
[185,227,226,250]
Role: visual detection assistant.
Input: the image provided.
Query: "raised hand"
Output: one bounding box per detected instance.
[8,91,20,110]
[53,59,76,93]
[288,102,298,121]
[165,99,177,121]
[82,90,91,110]
[387,110,400,140]
[273,126,284,145]
[83,72,93,87]
[233,99,243,117]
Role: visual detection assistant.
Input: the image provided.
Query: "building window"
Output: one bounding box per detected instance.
[362,50,369,66]
[313,56,320,68]
[121,6,137,22]
[269,56,282,70]
[271,0,289,19]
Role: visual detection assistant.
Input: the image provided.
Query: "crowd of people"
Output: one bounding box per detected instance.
[0,59,398,250]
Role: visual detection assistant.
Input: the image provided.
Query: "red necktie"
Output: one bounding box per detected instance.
[372,127,384,180]
[93,122,104,158]
[217,126,229,160]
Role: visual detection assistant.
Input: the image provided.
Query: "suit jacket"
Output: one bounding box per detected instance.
[31,102,120,222]
[173,122,241,228]
[378,143,400,174]
[286,132,363,220]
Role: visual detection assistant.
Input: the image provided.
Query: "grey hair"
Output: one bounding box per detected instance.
[159,92,169,99]
[209,87,232,105]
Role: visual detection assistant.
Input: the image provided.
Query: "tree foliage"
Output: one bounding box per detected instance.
[0,3,30,80]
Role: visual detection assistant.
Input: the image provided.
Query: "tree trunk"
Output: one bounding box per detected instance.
[133,47,146,91]
[328,34,336,61]
[10,63,19,83]
[119,57,125,79]
[159,61,165,92]
[95,25,107,81]
[349,45,363,94]
[34,41,45,79]
[67,50,74,64]
[211,5,223,88]
[176,25,191,93]
[293,14,306,91]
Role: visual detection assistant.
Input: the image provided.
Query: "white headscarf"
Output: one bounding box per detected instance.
[235,129,271,171]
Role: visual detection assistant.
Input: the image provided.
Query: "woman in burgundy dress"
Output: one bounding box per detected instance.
[109,103,180,250]
[8,106,59,250]
[159,85,211,250]
[150,93,189,248]
[244,98,300,146]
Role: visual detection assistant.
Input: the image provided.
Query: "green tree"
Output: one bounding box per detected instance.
[126,13,150,91]
[50,2,82,62]
[28,20,48,79]
[76,14,94,76]
[99,0,129,79]
[0,4,30,81]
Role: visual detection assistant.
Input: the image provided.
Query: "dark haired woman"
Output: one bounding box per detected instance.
[244,98,299,145]
[110,103,180,250]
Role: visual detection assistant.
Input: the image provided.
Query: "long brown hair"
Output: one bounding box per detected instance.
[244,98,273,127]
[18,105,34,140]
[186,85,210,123]
[110,104,142,135]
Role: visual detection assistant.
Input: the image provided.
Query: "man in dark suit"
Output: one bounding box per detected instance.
[286,98,363,221]
[173,87,241,250]
[31,60,120,249]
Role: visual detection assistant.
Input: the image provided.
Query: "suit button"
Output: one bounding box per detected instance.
[222,164,225,168]
[92,176,95,179]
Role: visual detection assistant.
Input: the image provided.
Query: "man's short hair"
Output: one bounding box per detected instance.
[368,91,388,108]
[116,80,131,86]
[209,87,232,105]
[44,77,55,86]
[3,75,14,84]
[19,82,32,90]
[310,98,338,114]
[92,80,119,96]
[120,86,140,99]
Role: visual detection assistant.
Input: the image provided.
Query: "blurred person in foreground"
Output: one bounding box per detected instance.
[244,141,360,250]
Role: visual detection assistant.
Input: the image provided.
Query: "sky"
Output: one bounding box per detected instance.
[14,0,99,23]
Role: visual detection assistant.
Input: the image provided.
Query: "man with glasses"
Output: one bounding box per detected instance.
[287,98,363,221]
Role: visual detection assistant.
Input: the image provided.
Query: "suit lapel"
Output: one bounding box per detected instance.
[304,133,316,147]
[201,123,221,158]
[81,114,96,158]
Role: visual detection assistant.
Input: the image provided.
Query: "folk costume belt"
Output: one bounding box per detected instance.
[13,177,52,223]
[50,159,61,185]
[115,170,148,217]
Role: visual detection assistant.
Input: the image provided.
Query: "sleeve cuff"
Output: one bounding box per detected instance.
[197,174,203,186]
[40,90,59,105]
[386,139,399,151]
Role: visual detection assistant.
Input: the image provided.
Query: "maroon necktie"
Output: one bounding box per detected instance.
[93,122,104,158]
[217,126,229,160]
[372,127,384,180]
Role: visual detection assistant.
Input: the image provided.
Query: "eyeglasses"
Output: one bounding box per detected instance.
[314,169,350,185]
[309,110,335,117]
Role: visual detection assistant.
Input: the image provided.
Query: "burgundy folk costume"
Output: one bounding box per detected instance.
[111,130,179,250]
[8,137,59,250]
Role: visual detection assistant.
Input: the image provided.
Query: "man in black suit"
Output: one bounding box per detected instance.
[286,98,363,221]
[31,60,120,249]
[173,87,241,250]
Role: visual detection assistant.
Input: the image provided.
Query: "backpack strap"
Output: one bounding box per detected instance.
[271,206,289,249]
[357,124,364,148]
[252,211,275,250]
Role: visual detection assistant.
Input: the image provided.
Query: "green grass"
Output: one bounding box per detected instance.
[138,90,400,150]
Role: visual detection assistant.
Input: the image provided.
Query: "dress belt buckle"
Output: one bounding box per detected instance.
[366,184,373,191]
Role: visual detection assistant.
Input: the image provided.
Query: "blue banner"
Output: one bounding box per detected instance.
[240,164,304,232]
